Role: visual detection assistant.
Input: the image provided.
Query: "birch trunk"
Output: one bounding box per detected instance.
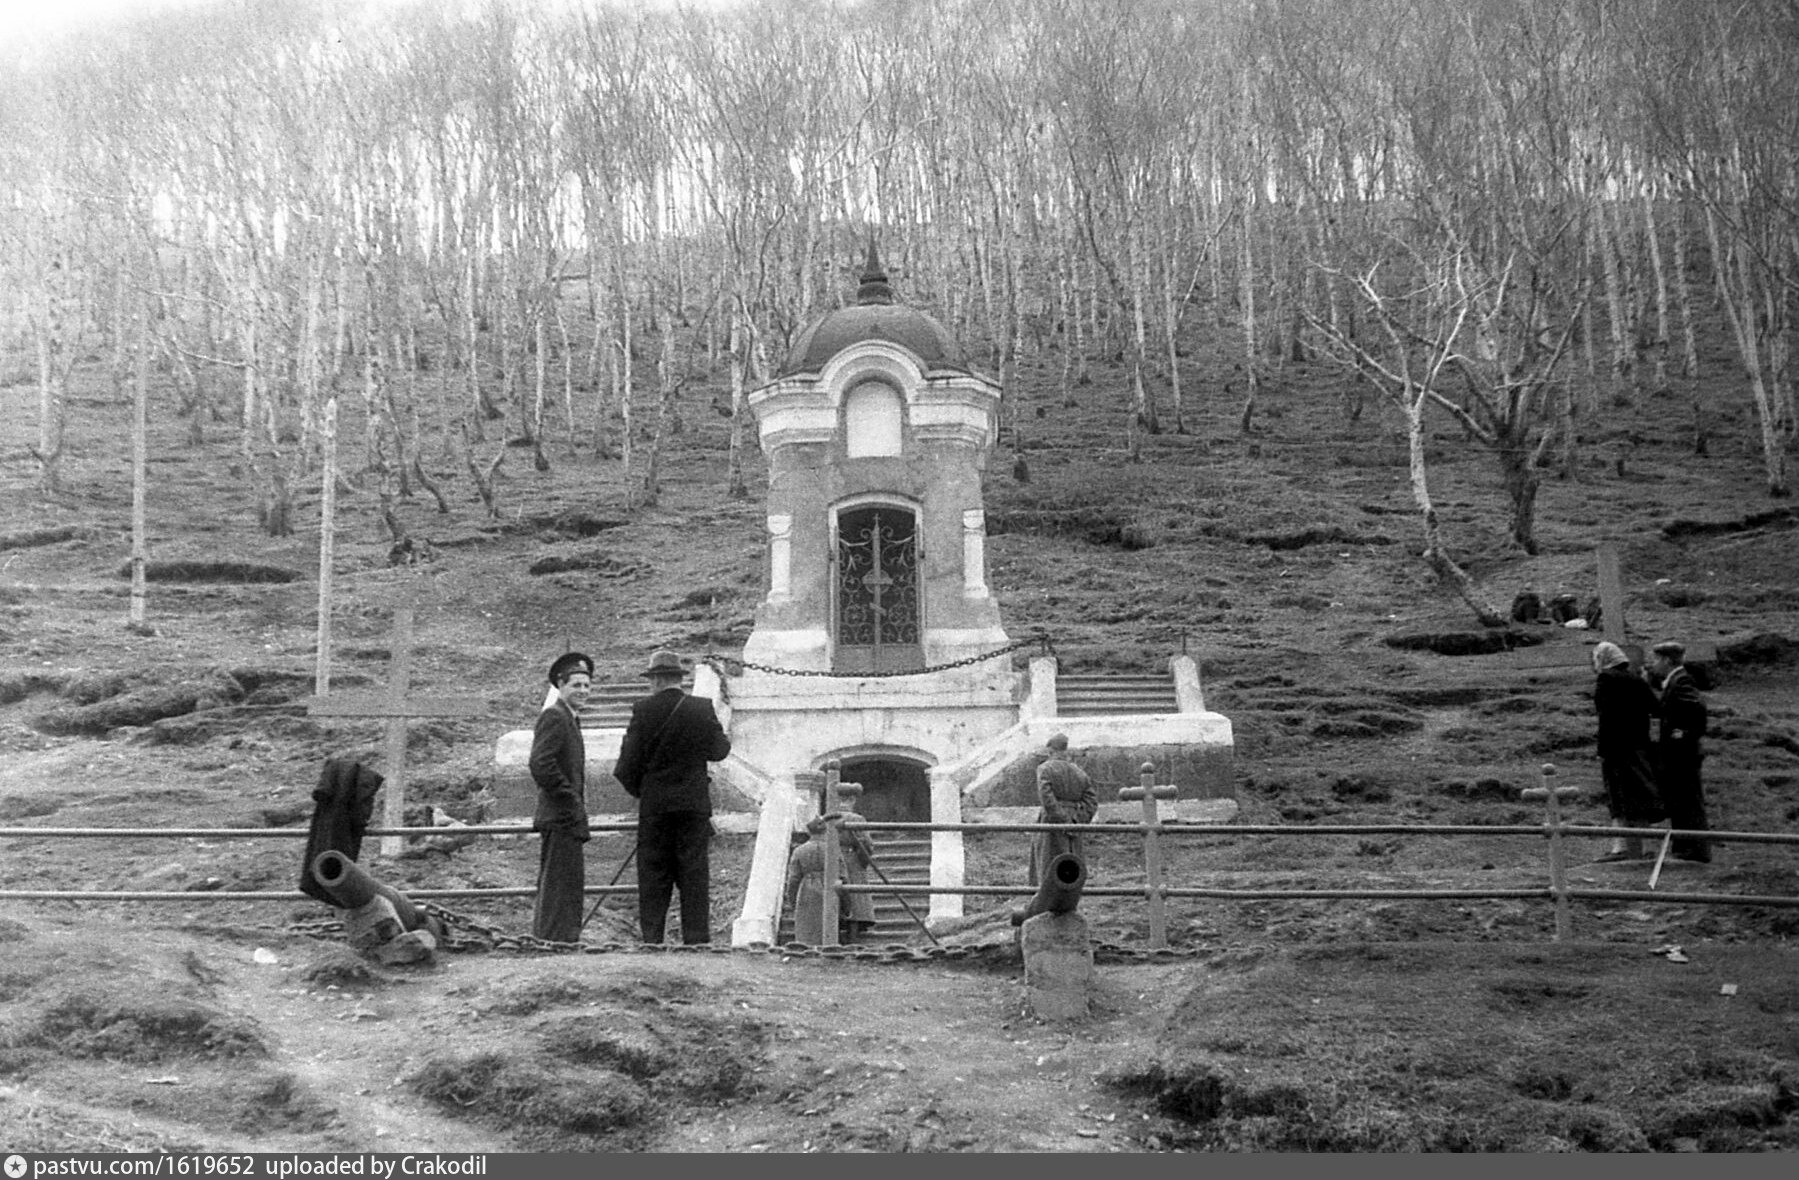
[1238,201,1260,434]
[531,304,549,469]
[1714,231,1789,496]
[726,305,749,501]
[619,284,635,501]
[1161,246,1184,434]
[1641,196,1671,393]
[464,253,486,441]
[1595,203,1630,392]
[1671,201,1700,379]
[640,322,675,509]
[33,282,69,495]
[1406,397,1505,626]
[130,303,149,631]
[315,397,338,694]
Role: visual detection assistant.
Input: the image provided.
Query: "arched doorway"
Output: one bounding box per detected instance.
[833,503,922,673]
[834,756,930,823]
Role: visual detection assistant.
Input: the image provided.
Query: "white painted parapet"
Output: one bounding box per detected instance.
[929,766,967,923]
[731,773,800,947]
[1170,654,1205,713]
[1021,655,1058,720]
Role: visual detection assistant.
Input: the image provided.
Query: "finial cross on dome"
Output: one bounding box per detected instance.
[857,234,894,306]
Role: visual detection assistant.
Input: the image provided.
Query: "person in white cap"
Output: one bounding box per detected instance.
[1590,641,1663,862]
[529,651,593,941]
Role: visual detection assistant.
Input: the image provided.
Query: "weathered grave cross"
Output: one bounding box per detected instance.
[1119,764,1179,950]
[306,608,485,858]
[1511,542,1716,671]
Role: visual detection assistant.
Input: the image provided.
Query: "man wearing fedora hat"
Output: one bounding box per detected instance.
[613,648,732,944]
[529,651,594,942]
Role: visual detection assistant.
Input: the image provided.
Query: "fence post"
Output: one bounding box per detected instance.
[1521,763,1581,942]
[1118,762,1178,949]
[821,760,843,947]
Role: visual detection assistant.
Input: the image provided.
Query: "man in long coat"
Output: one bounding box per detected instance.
[529,651,593,942]
[1649,640,1711,863]
[613,649,732,944]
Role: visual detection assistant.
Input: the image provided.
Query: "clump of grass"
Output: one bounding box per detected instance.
[33,992,266,1062]
[411,1051,650,1138]
[1107,942,1799,1151]
[541,1010,768,1102]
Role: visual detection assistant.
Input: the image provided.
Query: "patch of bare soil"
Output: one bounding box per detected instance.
[3,321,1798,1151]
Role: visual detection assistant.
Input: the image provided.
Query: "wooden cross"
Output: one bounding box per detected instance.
[306,608,485,858]
[1118,762,1178,950]
[1521,764,1581,942]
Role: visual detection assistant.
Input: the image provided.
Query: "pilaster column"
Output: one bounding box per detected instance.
[961,508,988,598]
[766,513,793,602]
[1024,655,1058,720]
[928,766,965,923]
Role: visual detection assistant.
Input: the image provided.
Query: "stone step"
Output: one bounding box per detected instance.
[779,831,932,944]
[1058,674,1174,686]
[573,678,691,727]
[1058,697,1178,716]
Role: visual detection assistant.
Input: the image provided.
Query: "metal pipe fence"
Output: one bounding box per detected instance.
[2,762,1795,945]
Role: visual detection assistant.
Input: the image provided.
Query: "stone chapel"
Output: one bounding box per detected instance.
[497,245,1234,947]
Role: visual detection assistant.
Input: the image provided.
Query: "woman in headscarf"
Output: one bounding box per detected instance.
[1591,641,1664,862]
[783,817,844,945]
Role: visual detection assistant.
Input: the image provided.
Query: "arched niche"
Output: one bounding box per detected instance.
[843,380,904,458]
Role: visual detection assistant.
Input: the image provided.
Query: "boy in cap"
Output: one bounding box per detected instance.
[529,651,593,941]
[613,649,732,944]
[1648,641,1711,863]
[1032,732,1098,884]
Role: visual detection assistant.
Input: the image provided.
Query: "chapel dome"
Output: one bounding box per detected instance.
[778,243,968,377]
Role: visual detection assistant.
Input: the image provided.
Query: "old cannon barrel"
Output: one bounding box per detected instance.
[1012,853,1086,926]
[310,849,424,931]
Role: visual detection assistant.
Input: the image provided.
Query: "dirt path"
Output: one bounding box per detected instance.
[2,915,1181,1153]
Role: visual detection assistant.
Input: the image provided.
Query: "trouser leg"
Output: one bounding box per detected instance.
[533,830,585,943]
[1665,763,1710,861]
[672,813,713,944]
[636,815,676,943]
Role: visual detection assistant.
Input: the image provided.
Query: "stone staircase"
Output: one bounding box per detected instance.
[574,678,691,729]
[775,830,933,945]
[861,831,932,942]
[1055,672,1178,716]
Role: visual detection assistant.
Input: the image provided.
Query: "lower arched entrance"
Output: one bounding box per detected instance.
[833,756,930,823]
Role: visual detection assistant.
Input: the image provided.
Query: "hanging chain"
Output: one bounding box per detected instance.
[702,630,1054,682]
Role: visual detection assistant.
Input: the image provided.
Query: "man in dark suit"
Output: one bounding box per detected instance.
[613,648,732,944]
[529,651,593,942]
[1649,640,1711,863]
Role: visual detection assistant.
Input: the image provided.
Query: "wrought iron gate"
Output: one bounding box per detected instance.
[835,505,921,672]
